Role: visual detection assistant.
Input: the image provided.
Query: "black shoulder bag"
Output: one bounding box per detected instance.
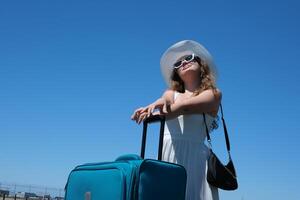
[203,103,238,190]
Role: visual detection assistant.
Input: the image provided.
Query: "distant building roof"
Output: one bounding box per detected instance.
[0,189,9,195]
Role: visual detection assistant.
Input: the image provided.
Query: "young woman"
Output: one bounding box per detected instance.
[131,40,221,200]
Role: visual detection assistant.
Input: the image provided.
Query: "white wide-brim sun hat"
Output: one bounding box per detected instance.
[160,40,217,87]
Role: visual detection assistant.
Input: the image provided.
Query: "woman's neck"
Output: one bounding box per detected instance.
[184,78,201,93]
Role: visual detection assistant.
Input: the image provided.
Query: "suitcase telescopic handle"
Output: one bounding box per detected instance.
[140,115,166,161]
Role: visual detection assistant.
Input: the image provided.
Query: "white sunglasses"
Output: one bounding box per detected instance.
[173,53,195,69]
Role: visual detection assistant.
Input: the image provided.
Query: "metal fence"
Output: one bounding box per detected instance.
[0,182,64,200]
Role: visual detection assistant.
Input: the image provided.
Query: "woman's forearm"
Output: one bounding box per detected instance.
[165,89,221,119]
[165,101,185,120]
[164,99,206,119]
[153,97,164,105]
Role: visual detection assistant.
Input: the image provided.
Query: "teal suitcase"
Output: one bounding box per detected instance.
[65,116,187,200]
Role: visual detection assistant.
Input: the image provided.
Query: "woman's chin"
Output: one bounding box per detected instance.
[180,67,197,74]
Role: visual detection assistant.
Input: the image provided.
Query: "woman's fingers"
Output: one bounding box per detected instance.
[138,112,148,124]
[147,105,155,117]
[132,106,151,121]
[131,107,143,120]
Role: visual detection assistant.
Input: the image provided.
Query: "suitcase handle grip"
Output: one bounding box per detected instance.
[144,115,165,124]
[141,115,166,161]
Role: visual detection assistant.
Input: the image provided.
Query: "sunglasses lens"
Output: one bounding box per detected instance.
[174,61,182,68]
[185,54,193,62]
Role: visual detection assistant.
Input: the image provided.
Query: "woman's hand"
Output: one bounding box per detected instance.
[131,98,170,124]
[145,98,169,117]
[132,110,163,124]
[131,107,146,123]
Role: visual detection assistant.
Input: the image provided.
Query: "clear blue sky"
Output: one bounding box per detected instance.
[1,0,300,199]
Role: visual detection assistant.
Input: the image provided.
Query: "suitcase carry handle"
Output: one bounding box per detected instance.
[141,115,166,161]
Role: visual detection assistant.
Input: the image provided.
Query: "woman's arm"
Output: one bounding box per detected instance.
[165,89,222,120]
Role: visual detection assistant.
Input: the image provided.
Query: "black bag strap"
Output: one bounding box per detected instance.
[203,103,232,160]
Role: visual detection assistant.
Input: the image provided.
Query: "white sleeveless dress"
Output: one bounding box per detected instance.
[162,92,219,200]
